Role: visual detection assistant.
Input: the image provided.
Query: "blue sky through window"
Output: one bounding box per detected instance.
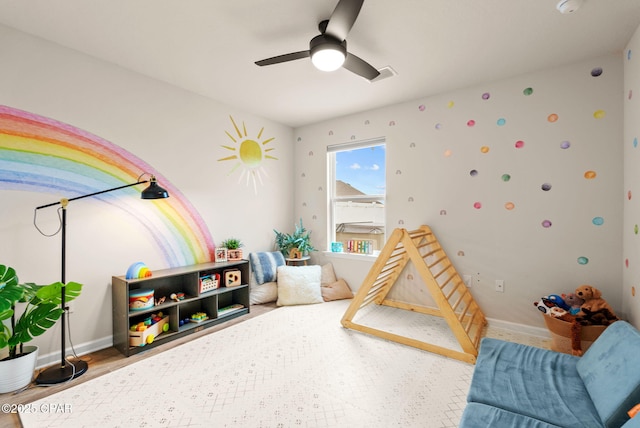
[335,145,385,195]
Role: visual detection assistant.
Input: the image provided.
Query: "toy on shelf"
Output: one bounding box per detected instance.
[126,262,152,280]
[190,312,209,323]
[200,273,220,293]
[574,285,619,321]
[129,289,154,311]
[129,313,169,347]
[170,292,185,302]
[561,293,584,315]
[218,303,244,317]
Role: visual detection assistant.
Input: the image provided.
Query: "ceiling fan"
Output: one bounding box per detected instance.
[254,0,380,81]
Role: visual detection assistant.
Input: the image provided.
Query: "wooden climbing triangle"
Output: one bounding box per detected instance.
[341,225,487,364]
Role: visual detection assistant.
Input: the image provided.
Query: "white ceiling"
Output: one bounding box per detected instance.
[1,0,639,128]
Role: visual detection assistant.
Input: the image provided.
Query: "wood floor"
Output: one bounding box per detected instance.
[0,303,277,428]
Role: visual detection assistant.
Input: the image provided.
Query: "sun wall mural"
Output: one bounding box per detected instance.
[218,116,278,194]
[0,105,214,267]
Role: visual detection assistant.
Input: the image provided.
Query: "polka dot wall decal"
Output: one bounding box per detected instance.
[480,146,490,153]
[398,220,405,225]
[302,202,307,207]
[364,120,370,125]
[419,105,426,111]
[592,217,604,226]
[515,140,525,148]
[329,130,334,135]
[410,142,416,148]
[408,197,414,202]
[497,118,506,126]
[632,286,636,297]
[389,121,396,126]
[635,224,638,234]
[297,137,302,142]
[312,215,317,220]
[435,123,442,130]
[542,220,552,228]
[482,92,490,100]
[470,169,478,177]
[634,137,638,148]
[473,202,482,209]
[308,151,314,156]
[457,251,465,256]
[505,202,515,210]
[501,174,511,182]
[351,135,356,140]
[548,114,558,122]
[577,256,589,265]
[628,190,632,200]
[626,259,629,268]
[628,49,632,60]
[560,140,571,149]
[444,149,452,157]
[407,274,414,280]
[301,173,306,178]
[523,87,533,96]
[629,90,633,100]
[593,110,606,119]
[541,183,552,191]
[584,170,597,179]
[318,186,323,191]
[440,210,447,215]
[396,170,402,175]
[467,120,476,127]
[591,67,603,77]
[447,101,455,108]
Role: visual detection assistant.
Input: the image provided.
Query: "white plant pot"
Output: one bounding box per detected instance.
[0,345,38,393]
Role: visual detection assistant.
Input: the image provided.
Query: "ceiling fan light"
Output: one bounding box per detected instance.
[311,47,346,71]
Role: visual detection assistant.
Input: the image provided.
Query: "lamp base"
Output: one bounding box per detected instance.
[35,359,88,385]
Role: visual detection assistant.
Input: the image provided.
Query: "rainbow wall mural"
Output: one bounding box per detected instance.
[0,105,214,267]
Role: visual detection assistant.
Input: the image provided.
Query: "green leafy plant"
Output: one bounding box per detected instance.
[0,264,82,360]
[220,238,244,250]
[273,218,316,257]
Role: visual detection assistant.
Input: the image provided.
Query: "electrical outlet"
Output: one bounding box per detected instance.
[495,280,505,292]
[463,275,473,288]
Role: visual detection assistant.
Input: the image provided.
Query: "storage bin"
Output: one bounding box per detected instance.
[542,314,607,354]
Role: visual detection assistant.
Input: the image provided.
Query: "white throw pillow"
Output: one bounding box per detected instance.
[276,265,323,306]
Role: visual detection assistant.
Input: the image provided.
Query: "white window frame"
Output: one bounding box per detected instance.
[327,137,386,252]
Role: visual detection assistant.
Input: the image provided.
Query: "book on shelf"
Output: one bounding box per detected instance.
[218,303,245,317]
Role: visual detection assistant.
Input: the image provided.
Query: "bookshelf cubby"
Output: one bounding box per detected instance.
[112,260,250,357]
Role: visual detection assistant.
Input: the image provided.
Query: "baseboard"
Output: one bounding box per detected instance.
[35,336,113,370]
[486,316,550,339]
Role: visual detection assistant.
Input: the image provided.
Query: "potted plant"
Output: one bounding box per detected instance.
[221,238,244,261]
[0,264,82,392]
[273,218,316,258]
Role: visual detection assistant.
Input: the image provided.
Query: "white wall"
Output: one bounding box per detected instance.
[623,24,640,326]
[297,54,625,330]
[0,24,294,364]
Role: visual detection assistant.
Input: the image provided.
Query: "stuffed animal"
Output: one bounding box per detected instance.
[575,285,618,319]
[534,294,569,315]
[561,293,585,315]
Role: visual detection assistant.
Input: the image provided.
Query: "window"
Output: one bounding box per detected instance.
[327,138,386,254]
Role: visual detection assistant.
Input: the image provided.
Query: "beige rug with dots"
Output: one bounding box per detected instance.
[20,299,547,427]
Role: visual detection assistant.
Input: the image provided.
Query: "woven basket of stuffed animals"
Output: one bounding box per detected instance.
[542,314,607,355]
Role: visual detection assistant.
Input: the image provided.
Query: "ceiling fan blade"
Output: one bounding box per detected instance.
[343,52,380,80]
[255,50,310,67]
[325,0,364,41]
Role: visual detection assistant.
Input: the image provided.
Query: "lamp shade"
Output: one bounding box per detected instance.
[141,176,169,199]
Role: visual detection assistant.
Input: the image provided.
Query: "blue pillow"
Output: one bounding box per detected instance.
[249,252,285,285]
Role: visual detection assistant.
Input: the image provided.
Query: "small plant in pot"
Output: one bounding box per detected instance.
[0,264,82,392]
[273,218,316,258]
[221,238,244,261]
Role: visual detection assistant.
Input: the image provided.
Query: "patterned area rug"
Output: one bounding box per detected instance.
[20,300,546,427]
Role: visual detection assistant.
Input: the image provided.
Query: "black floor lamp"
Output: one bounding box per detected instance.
[33,174,169,385]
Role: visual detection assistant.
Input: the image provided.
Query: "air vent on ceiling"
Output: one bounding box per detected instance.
[369,66,397,83]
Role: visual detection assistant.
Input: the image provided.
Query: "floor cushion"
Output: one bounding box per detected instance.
[276,265,323,306]
[321,278,354,301]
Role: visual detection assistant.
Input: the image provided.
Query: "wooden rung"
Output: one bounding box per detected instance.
[452,290,468,313]
[464,311,478,333]
[408,229,429,239]
[427,255,447,269]
[433,263,452,280]
[439,275,455,292]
